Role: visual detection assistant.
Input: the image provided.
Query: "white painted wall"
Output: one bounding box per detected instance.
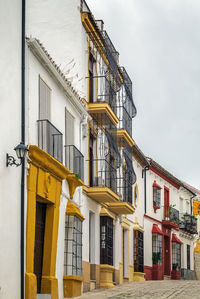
[0,1,22,298]
[27,0,88,98]
[27,42,88,298]
[144,168,195,274]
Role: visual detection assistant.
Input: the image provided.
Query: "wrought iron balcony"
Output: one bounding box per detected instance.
[65,145,84,181]
[87,74,117,115]
[89,158,117,194]
[37,119,63,163]
[117,151,136,205]
[117,177,132,205]
[102,31,121,85]
[120,67,137,118]
[116,105,132,137]
[179,213,198,234]
[162,206,179,229]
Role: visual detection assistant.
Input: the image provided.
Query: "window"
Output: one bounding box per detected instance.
[187,245,190,270]
[39,76,51,120]
[134,230,144,272]
[164,187,170,218]
[134,184,139,207]
[153,181,161,211]
[89,51,95,103]
[172,242,181,270]
[64,215,82,276]
[65,109,74,146]
[100,216,113,265]
[152,234,162,265]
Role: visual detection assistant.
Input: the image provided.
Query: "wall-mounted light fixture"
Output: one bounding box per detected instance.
[6,142,28,167]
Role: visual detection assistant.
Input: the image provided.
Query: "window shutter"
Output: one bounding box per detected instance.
[39,77,51,120]
[65,109,74,145]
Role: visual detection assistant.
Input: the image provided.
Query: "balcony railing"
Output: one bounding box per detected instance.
[116,105,132,137]
[65,145,84,181]
[37,119,63,163]
[120,67,137,118]
[102,31,120,84]
[164,206,179,225]
[87,74,117,115]
[179,213,198,234]
[89,158,117,194]
[117,177,133,205]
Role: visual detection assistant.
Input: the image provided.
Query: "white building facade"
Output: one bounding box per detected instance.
[144,158,197,280]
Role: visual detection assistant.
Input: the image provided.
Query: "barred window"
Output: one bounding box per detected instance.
[100,216,113,266]
[64,215,82,276]
[187,245,190,270]
[152,234,162,265]
[172,242,181,270]
[134,230,144,272]
[153,187,161,208]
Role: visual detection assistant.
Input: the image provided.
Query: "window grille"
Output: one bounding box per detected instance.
[153,187,161,208]
[172,242,181,270]
[64,215,82,276]
[100,216,113,266]
[152,234,162,265]
[187,245,190,270]
[134,230,144,272]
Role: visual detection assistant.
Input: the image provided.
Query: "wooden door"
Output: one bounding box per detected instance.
[34,202,47,293]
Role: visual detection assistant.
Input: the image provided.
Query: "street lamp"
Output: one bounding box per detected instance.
[183,212,190,222]
[6,142,28,167]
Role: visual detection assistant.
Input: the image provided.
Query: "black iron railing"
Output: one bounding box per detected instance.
[65,145,84,181]
[89,158,117,194]
[102,31,120,84]
[81,0,90,12]
[37,119,63,163]
[116,105,132,137]
[179,213,198,234]
[164,206,179,225]
[117,177,133,205]
[120,67,137,118]
[87,74,117,115]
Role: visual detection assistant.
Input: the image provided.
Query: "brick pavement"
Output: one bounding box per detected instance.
[79,280,200,299]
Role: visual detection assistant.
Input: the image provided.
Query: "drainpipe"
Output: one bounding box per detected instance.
[142,164,151,214]
[190,194,196,215]
[21,1,26,298]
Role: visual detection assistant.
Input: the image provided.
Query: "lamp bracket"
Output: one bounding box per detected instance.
[6,153,22,167]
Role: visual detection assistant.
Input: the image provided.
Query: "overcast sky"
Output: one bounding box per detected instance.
[87,0,200,190]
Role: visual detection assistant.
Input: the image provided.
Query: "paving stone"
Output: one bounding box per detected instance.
[79,280,200,299]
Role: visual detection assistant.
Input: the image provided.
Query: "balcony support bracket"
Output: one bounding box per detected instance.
[66,174,84,199]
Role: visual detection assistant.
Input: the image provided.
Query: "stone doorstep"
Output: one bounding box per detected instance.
[90,280,96,291]
[37,295,51,299]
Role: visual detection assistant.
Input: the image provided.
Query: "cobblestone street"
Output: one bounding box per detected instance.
[79,280,200,299]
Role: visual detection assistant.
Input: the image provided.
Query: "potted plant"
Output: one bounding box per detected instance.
[172,263,178,270]
[152,252,161,265]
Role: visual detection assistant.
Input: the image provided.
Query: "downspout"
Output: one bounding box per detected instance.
[21,0,26,298]
[190,194,196,215]
[142,164,150,214]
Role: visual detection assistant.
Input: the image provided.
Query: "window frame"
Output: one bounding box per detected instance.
[64,215,83,276]
[100,216,113,266]
[134,230,144,272]
[172,242,181,271]
[153,181,161,212]
[187,244,190,270]
[152,233,162,265]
